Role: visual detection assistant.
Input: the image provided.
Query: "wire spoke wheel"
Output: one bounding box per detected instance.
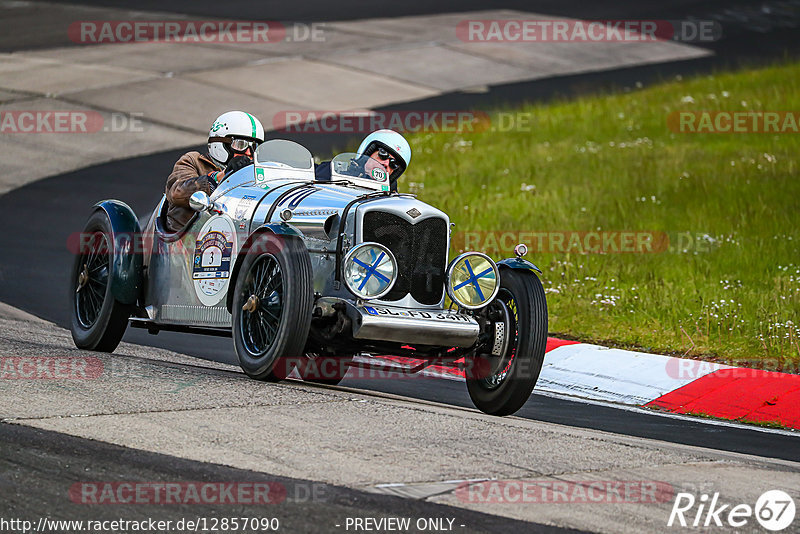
[69,211,131,352]
[233,233,313,382]
[239,255,283,356]
[75,232,111,329]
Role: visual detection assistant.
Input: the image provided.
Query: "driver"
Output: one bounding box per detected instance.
[314,129,411,192]
[165,111,265,232]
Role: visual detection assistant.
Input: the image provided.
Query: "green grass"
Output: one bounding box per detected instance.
[403,61,800,369]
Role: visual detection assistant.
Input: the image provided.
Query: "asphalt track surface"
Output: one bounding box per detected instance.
[42,0,769,20]
[5,0,800,63]
[1,423,583,533]
[21,0,800,31]
[1,1,800,516]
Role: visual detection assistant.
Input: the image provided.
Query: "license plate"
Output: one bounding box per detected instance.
[362,305,473,323]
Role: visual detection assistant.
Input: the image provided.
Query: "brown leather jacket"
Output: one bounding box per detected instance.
[165,151,222,232]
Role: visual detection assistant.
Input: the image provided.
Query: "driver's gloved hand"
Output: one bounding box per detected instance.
[225,156,253,176]
[197,172,218,195]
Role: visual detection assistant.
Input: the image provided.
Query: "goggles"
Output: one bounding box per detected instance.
[230,138,258,153]
[374,148,400,170]
[210,136,259,154]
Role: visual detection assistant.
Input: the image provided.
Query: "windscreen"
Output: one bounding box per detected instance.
[254,139,314,170]
[330,152,391,184]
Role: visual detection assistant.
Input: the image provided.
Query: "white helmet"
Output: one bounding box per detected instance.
[356,129,412,180]
[207,111,265,167]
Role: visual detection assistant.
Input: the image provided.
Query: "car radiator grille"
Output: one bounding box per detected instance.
[362,211,448,305]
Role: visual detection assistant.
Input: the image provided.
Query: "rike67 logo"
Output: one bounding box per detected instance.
[668,490,795,531]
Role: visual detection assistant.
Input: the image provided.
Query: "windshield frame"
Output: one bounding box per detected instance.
[329,152,392,192]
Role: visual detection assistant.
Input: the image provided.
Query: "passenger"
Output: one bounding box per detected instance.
[315,129,411,192]
[165,111,264,232]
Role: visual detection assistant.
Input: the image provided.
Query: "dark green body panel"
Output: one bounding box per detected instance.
[93,200,143,305]
[497,257,542,274]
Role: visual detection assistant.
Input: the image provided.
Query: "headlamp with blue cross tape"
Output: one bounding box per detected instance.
[445,252,500,309]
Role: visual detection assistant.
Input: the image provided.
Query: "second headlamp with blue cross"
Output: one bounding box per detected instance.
[445,252,500,309]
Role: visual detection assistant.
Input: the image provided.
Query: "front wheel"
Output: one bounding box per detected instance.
[69,211,131,352]
[232,233,313,381]
[465,269,548,416]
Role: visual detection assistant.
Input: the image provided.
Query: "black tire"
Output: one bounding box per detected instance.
[294,353,353,385]
[232,233,313,381]
[69,210,131,352]
[465,269,548,416]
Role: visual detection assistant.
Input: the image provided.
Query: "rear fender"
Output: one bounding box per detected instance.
[92,200,143,305]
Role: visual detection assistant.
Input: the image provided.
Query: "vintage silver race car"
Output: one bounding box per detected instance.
[69,139,548,415]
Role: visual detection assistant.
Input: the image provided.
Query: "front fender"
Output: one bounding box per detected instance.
[92,200,143,305]
[226,223,302,312]
[497,257,542,274]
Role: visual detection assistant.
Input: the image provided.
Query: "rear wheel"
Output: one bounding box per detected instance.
[69,211,130,352]
[465,269,547,416]
[232,233,313,381]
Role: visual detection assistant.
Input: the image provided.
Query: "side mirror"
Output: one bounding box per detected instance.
[189,191,211,212]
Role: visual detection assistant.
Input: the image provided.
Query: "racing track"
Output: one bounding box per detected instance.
[1,5,800,528]
[3,0,800,461]
[1,147,798,464]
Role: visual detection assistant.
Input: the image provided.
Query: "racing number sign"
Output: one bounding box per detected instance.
[192,216,237,306]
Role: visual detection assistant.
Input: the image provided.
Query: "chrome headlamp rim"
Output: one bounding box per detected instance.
[342,242,398,300]
[445,252,500,310]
